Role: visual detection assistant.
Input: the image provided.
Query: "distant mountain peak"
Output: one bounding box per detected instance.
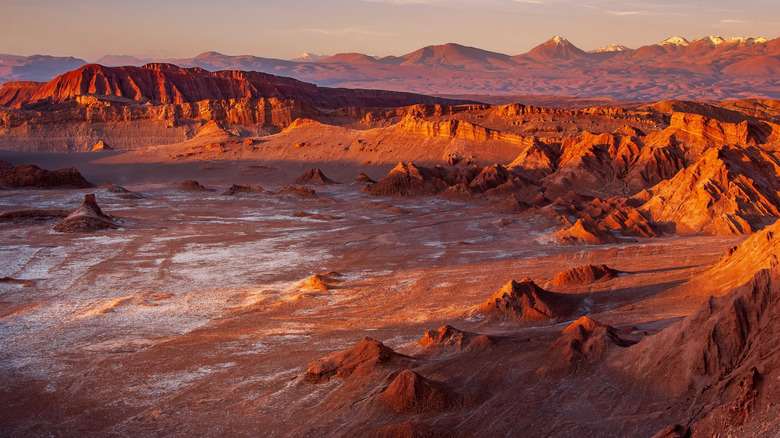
[702,35,726,45]
[658,36,690,46]
[710,36,768,46]
[194,51,227,59]
[591,44,629,53]
[521,36,587,61]
[293,52,328,62]
[549,36,569,45]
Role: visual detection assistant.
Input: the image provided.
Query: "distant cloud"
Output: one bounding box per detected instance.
[577,3,678,17]
[720,19,746,23]
[302,27,396,37]
[605,10,656,16]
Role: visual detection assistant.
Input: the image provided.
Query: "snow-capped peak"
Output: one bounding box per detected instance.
[591,44,629,53]
[723,36,768,45]
[701,35,725,45]
[691,35,769,47]
[658,36,690,46]
[292,52,328,62]
[550,36,568,45]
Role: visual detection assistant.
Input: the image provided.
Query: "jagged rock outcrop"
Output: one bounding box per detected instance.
[507,141,557,179]
[417,325,486,350]
[377,369,463,415]
[52,194,119,233]
[293,168,338,185]
[0,81,44,108]
[468,164,512,193]
[701,218,780,295]
[478,278,578,322]
[555,217,619,245]
[305,337,413,383]
[551,264,620,286]
[394,115,526,144]
[362,162,448,196]
[0,161,92,189]
[553,316,636,365]
[638,145,780,235]
[90,141,111,151]
[620,263,780,436]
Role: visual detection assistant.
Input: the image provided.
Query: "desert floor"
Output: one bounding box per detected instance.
[0,151,747,436]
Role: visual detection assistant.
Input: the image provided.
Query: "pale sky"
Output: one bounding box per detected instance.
[2,0,778,61]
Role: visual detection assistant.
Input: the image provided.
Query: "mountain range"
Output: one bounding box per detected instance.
[1,35,778,101]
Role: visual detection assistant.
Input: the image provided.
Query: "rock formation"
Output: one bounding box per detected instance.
[478,278,578,322]
[305,337,413,383]
[362,162,447,196]
[620,265,780,433]
[177,180,212,192]
[221,184,270,195]
[90,141,112,151]
[293,168,338,185]
[277,185,317,198]
[553,316,636,365]
[0,161,92,189]
[52,194,119,233]
[555,217,619,245]
[417,325,480,350]
[551,264,620,286]
[353,172,376,185]
[100,182,143,199]
[638,145,780,235]
[0,209,69,223]
[377,369,463,415]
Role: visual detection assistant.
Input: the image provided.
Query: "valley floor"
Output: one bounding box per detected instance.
[0,156,749,436]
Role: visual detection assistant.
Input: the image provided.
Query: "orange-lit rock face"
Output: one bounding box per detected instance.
[478,278,578,321]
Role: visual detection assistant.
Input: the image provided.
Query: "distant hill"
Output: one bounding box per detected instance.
[2,35,779,101]
[0,54,86,83]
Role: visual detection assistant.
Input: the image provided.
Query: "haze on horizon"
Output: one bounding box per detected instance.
[1,0,779,62]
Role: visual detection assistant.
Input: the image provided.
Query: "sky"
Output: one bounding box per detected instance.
[1,0,779,61]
